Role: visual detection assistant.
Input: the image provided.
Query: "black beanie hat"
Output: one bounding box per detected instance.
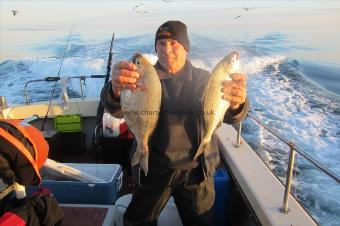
[155,20,190,52]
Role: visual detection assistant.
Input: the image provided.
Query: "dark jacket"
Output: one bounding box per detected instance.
[101,60,249,179]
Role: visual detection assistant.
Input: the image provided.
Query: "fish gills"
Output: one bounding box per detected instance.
[120,53,162,175]
[194,51,240,160]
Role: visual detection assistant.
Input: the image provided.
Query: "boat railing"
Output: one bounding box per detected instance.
[235,113,340,213]
[24,75,106,104]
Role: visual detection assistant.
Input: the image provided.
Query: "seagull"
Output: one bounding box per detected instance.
[132,3,143,10]
[11,10,20,16]
[234,15,241,19]
[244,7,255,11]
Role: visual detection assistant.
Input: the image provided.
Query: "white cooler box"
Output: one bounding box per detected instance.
[28,163,122,205]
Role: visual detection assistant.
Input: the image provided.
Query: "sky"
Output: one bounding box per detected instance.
[1,1,340,34]
[1,0,340,61]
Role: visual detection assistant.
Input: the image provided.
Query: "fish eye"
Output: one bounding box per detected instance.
[135,58,141,66]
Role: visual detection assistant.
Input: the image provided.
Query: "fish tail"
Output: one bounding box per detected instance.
[132,141,149,175]
[194,136,211,160]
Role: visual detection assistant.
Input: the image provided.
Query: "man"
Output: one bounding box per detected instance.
[101,20,249,226]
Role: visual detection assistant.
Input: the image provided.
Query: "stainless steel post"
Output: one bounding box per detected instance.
[0,96,7,109]
[236,121,242,147]
[281,144,296,213]
[80,78,84,100]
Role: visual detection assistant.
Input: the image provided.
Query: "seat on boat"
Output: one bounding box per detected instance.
[114,194,183,226]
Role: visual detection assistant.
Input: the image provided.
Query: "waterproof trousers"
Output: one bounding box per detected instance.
[123,163,215,226]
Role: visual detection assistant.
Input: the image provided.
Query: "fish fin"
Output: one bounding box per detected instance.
[202,88,206,104]
[217,119,223,129]
[140,153,149,176]
[131,150,141,167]
[135,83,148,92]
[194,137,210,160]
[132,142,149,175]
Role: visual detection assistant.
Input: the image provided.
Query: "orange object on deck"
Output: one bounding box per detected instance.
[0,119,49,185]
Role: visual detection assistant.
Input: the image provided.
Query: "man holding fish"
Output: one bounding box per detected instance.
[101,20,249,226]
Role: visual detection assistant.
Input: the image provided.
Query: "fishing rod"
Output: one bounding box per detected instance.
[93,33,115,146]
[96,33,115,124]
[104,33,115,84]
[41,27,73,131]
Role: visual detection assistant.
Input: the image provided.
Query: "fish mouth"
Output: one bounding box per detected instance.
[222,51,240,72]
[230,53,240,72]
[230,51,240,63]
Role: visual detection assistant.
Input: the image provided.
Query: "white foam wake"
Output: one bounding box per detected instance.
[191,54,286,76]
[242,55,286,75]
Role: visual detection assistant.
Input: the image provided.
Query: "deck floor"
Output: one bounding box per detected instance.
[61,206,108,226]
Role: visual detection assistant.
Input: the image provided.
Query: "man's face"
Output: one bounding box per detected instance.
[156,39,187,74]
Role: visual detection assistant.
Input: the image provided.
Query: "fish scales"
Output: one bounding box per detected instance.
[120,53,161,175]
[194,51,240,159]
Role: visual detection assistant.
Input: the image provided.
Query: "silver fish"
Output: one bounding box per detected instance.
[194,51,240,160]
[120,53,162,175]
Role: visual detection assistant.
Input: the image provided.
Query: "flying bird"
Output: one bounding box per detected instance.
[11,10,20,16]
[244,7,255,11]
[133,3,143,10]
[234,15,241,19]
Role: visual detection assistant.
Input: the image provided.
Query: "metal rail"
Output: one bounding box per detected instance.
[0,96,6,119]
[24,75,105,104]
[235,112,340,213]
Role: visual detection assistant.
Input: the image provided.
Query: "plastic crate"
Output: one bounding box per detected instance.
[28,163,122,205]
[54,114,82,133]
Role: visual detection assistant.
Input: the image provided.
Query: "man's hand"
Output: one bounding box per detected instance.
[111,61,140,97]
[221,73,247,110]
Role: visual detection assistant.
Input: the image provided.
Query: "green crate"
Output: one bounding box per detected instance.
[54,114,82,133]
